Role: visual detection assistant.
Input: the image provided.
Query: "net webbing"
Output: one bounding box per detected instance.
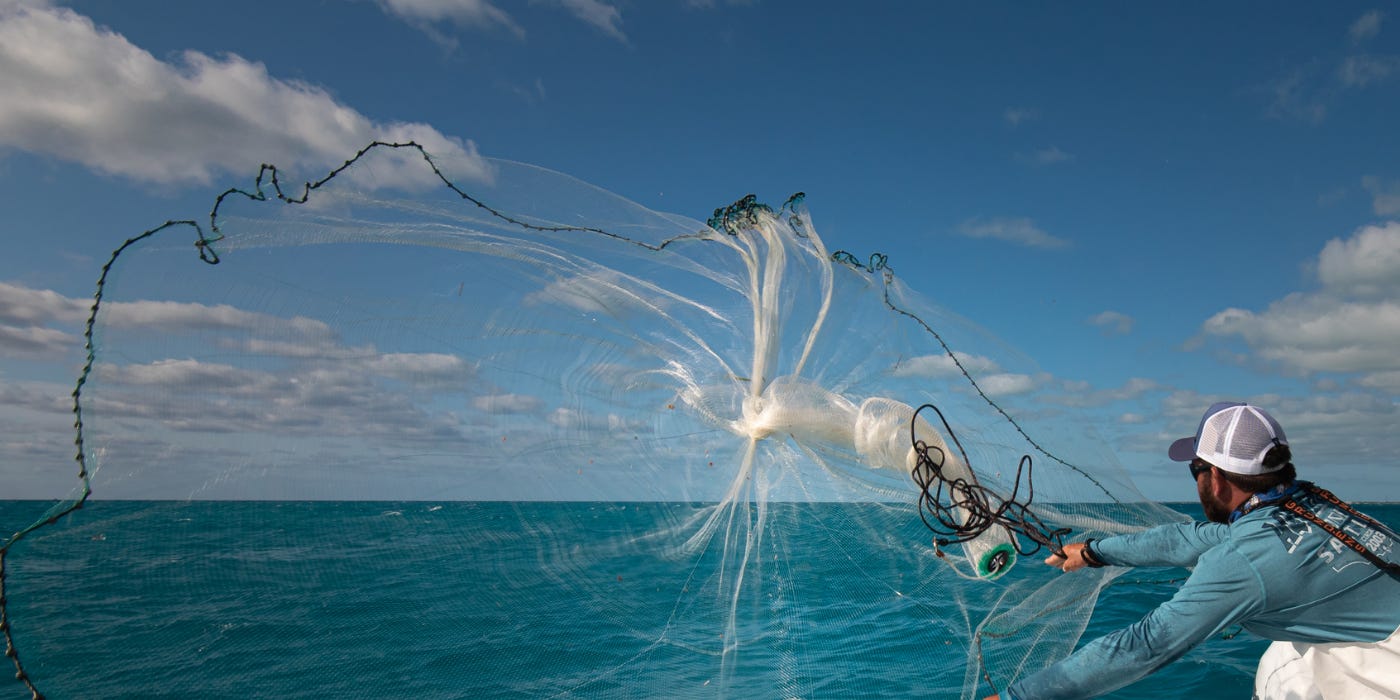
[1,141,1183,698]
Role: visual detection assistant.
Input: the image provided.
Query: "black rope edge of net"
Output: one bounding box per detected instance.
[910,403,1070,560]
[0,141,810,697]
[203,140,804,255]
[831,250,1119,504]
[0,217,212,700]
[0,140,1090,697]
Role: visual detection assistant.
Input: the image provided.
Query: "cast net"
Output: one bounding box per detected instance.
[0,143,1183,699]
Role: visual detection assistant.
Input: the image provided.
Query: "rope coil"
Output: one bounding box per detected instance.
[909,403,1070,560]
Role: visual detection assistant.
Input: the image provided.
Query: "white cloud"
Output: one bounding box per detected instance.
[1358,370,1400,392]
[375,0,523,37]
[374,0,626,43]
[95,358,271,392]
[472,393,544,413]
[954,217,1069,249]
[0,377,72,415]
[1349,10,1384,43]
[0,3,490,187]
[0,323,76,356]
[1088,310,1134,335]
[978,372,1036,397]
[359,352,472,386]
[91,354,470,442]
[103,299,336,339]
[1204,298,1400,373]
[524,270,674,317]
[0,281,89,325]
[234,338,373,360]
[0,281,86,357]
[557,0,626,42]
[1316,221,1400,294]
[889,351,1040,398]
[891,352,999,378]
[1362,177,1400,216]
[1199,222,1400,379]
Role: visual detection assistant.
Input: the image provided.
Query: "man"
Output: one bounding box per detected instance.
[985,402,1400,700]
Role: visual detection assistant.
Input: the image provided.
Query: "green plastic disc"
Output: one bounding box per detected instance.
[977,543,1017,580]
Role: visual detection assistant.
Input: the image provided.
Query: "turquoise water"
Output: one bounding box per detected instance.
[3,501,1396,699]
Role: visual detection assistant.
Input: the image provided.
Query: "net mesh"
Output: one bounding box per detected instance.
[1,142,1185,699]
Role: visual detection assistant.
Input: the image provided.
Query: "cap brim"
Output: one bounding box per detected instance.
[1167,437,1196,462]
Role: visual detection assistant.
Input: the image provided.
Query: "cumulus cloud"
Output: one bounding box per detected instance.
[1204,297,1400,373]
[0,323,76,356]
[954,217,1069,249]
[1358,370,1400,392]
[1088,310,1134,335]
[360,352,473,386]
[978,372,1037,397]
[0,280,90,325]
[1316,220,1400,294]
[0,3,490,187]
[95,358,268,391]
[0,281,86,357]
[888,351,1037,396]
[472,393,545,414]
[1199,222,1400,382]
[0,377,72,415]
[103,299,338,340]
[0,281,478,447]
[891,352,999,378]
[92,353,470,442]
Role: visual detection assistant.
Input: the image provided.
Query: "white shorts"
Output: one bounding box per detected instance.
[1254,626,1400,699]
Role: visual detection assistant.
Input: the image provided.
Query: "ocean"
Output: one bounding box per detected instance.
[2,500,1397,699]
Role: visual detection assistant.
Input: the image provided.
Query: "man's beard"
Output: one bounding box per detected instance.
[1200,486,1233,524]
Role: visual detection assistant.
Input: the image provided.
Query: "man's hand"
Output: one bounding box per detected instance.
[1043,542,1093,572]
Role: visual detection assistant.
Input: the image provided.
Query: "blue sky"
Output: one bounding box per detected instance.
[1,0,1399,502]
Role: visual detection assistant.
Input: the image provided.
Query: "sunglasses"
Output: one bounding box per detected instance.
[1189,459,1212,480]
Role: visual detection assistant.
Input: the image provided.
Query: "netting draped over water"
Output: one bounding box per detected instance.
[1,143,1183,698]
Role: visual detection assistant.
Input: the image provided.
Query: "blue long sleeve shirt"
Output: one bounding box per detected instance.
[1005,487,1400,700]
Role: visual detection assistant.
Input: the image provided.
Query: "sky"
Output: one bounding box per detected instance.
[1,0,1399,502]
